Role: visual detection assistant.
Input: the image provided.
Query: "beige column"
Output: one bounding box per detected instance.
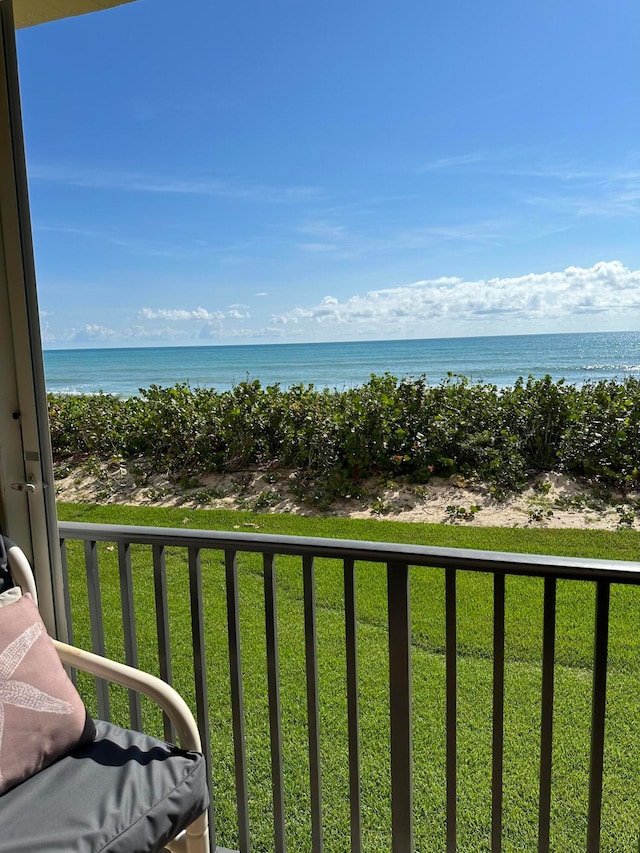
[0,0,65,638]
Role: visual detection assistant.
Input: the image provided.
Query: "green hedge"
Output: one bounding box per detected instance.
[48,374,640,499]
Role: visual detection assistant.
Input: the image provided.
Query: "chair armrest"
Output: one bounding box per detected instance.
[3,538,209,851]
[3,538,199,749]
[53,640,202,753]
[3,537,200,750]
[4,538,38,600]
[54,643,211,851]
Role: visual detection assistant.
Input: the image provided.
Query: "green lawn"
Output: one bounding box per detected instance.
[57,502,640,852]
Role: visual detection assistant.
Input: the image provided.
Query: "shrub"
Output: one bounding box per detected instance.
[47,374,640,503]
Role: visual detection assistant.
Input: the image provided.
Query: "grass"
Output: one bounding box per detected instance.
[57,501,640,852]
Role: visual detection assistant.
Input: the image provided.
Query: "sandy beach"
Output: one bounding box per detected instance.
[54,461,640,532]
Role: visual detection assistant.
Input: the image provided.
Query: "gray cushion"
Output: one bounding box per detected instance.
[0,720,208,852]
[0,537,10,594]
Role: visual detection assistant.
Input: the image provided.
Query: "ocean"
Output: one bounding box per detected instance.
[43,330,640,397]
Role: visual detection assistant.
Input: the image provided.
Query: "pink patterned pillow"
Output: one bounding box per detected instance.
[0,593,95,794]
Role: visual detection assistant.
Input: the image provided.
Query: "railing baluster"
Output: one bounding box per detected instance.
[387,561,413,853]
[344,557,362,853]
[58,538,74,645]
[303,555,324,853]
[58,538,76,686]
[492,573,505,853]
[187,547,216,853]
[587,580,610,853]
[152,543,175,743]
[226,549,251,853]
[264,553,287,853]
[446,568,457,852]
[538,577,556,853]
[84,539,110,720]
[117,541,142,731]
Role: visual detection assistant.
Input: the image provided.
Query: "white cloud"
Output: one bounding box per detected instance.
[138,305,250,339]
[420,152,483,171]
[43,262,640,348]
[44,323,199,346]
[79,324,118,339]
[139,303,250,322]
[123,326,188,340]
[296,218,506,258]
[53,324,120,343]
[35,224,224,260]
[140,307,225,321]
[223,326,285,339]
[272,262,640,335]
[29,163,320,204]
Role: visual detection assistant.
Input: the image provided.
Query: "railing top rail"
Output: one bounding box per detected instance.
[58,521,640,584]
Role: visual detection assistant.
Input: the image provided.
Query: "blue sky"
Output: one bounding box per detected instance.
[16,0,640,348]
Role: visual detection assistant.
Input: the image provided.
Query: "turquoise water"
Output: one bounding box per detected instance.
[43,331,640,397]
